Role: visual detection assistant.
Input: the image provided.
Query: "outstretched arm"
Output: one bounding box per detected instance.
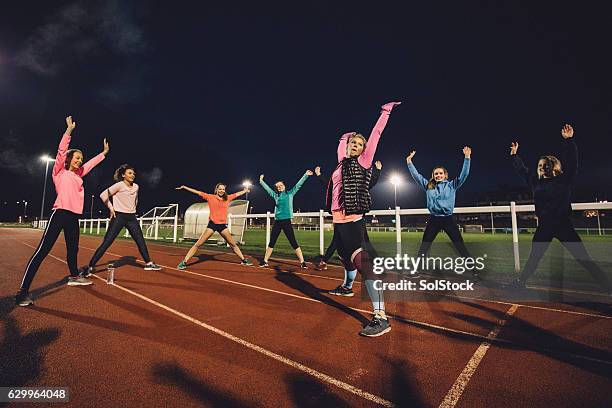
[259,175,278,200]
[405,150,428,191]
[288,170,312,196]
[452,146,471,189]
[175,185,204,196]
[358,101,401,168]
[231,188,250,200]
[80,138,109,177]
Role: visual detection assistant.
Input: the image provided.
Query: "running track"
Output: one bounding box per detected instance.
[1,228,611,407]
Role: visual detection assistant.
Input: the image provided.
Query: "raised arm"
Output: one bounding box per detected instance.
[231,188,250,200]
[358,101,401,168]
[79,138,109,177]
[337,132,355,162]
[560,124,577,183]
[288,171,312,196]
[53,116,76,176]
[510,141,531,186]
[314,166,329,187]
[259,175,278,200]
[451,147,471,189]
[405,151,428,191]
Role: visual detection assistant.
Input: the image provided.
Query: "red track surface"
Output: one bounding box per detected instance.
[1,228,611,407]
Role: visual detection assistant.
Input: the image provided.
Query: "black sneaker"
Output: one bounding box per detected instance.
[300,262,308,269]
[15,291,33,307]
[241,258,253,266]
[359,315,391,337]
[79,266,94,278]
[328,285,354,297]
[67,276,93,286]
[259,260,269,268]
[144,262,162,271]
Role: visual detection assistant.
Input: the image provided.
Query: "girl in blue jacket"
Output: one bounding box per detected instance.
[406,147,475,275]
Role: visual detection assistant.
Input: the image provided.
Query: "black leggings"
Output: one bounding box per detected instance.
[417,215,471,258]
[89,212,151,267]
[322,226,377,262]
[268,219,299,249]
[519,220,612,290]
[20,209,80,292]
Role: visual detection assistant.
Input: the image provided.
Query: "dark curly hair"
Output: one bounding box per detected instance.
[113,164,136,182]
[64,149,83,170]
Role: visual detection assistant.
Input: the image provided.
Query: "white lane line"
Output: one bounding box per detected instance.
[438,304,519,408]
[17,240,394,407]
[17,238,612,366]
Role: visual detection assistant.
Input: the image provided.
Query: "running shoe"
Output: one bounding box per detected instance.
[328,285,354,297]
[144,262,162,271]
[300,262,308,269]
[359,315,391,337]
[259,260,269,268]
[79,266,94,278]
[15,291,33,307]
[177,261,187,270]
[67,276,93,286]
[241,258,253,266]
[314,261,328,271]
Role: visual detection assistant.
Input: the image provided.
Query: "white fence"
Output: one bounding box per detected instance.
[227,201,612,273]
[35,204,180,243]
[33,201,611,273]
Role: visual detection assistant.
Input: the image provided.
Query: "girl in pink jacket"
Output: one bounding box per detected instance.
[16,116,109,307]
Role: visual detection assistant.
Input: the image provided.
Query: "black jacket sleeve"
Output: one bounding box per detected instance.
[369,167,381,189]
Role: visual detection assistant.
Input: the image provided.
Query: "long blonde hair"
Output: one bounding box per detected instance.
[214,183,228,200]
[538,155,563,178]
[426,166,448,189]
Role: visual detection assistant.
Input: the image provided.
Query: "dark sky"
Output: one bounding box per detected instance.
[1,1,612,220]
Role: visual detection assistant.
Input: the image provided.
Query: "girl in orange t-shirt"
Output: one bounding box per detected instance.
[176,183,251,269]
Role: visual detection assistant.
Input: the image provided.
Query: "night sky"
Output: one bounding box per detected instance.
[1,1,612,221]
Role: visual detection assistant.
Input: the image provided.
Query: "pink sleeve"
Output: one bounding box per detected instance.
[52,133,71,177]
[199,192,211,201]
[79,153,106,177]
[100,182,122,209]
[227,193,238,202]
[337,132,355,162]
[358,111,390,169]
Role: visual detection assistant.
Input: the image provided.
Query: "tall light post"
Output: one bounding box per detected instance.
[90,195,94,219]
[39,155,55,220]
[242,180,252,201]
[23,200,28,218]
[389,174,402,208]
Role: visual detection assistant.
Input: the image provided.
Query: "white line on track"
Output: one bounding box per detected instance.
[14,236,612,365]
[438,304,519,408]
[16,240,395,407]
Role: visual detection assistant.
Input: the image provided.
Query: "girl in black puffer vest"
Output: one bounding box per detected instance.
[326,101,401,337]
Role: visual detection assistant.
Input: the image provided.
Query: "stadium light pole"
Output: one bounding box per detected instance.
[39,155,55,220]
[242,180,252,201]
[389,174,402,208]
[90,195,94,219]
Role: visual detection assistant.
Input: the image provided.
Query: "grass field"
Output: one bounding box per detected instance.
[67,226,612,291]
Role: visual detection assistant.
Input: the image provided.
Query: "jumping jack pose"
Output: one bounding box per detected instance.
[16,116,109,306]
[509,124,612,293]
[80,164,162,277]
[406,147,478,278]
[314,161,382,270]
[176,183,252,269]
[258,170,313,268]
[326,101,401,337]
